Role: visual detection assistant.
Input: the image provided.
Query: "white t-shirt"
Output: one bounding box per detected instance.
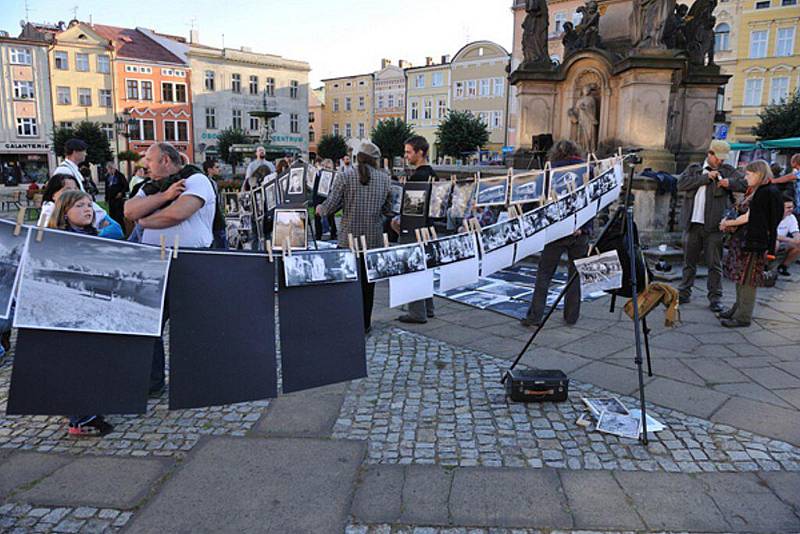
[53,159,85,191]
[691,160,712,225]
[138,173,216,248]
[777,214,799,238]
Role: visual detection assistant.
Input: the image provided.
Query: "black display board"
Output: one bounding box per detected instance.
[7,329,153,415]
[399,181,431,244]
[167,251,278,409]
[278,272,366,394]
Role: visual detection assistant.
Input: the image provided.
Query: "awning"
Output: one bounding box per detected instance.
[731,137,800,151]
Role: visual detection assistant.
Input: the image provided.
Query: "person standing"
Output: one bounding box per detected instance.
[338,154,355,174]
[104,161,128,228]
[129,165,147,196]
[775,199,800,276]
[677,140,747,313]
[244,146,276,191]
[317,142,392,333]
[521,140,591,328]
[718,160,783,327]
[54,138,88,190]
[395,135,437,324]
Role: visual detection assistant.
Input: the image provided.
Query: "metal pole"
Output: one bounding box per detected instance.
[626,204,649,444]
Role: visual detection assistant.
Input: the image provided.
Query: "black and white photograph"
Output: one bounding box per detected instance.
[288,167,305,195]
[223,192,240,217]
[265,183,277,212]
[389,183,403,214]
[544,201,563,225]
[574,186,589,211]
[596,410,641,439]
[402,189,427,217]
[558,190,580,216]
[252,186,265,220]
[272,209,308,251]
[475,176,509,207]
[283,249,358,287]
[484,299,530,320]
[239,191,252,213]
[317,170,335,197]
[592,156,615,180]
[549,163,588,198]
[510,171,545,204]
[479,218,524,254]
[428,181,452,219]
[581,396,630,418]
[279,175,289,202]
[448,290,509,310]
[424,233,477,269]
[521,206,549,236]
[0,221,28,319]
[364,243,426,282]
[574,250,623,295]
[14,229,170,336]
[305,163,317,190]
[450,180,476,218]
[479,282,533,300]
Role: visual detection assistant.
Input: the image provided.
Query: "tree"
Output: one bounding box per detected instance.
[753,90,800,140]
[371,118,415,165]
[435,110,490,161]
[52,121,112,164]
[216,127,249,174]
[317,133,348,163]
[116,150,142,163]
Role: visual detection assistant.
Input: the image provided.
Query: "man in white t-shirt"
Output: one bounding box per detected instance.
[53,138,87,190]
[776,199,800,276]
[244,146,276,191]
[125,143,216,248]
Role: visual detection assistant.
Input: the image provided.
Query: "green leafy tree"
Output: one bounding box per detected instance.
[317,133,348,163]
[753,90,800,140]
[216,127,249,173]
[435,110,490,161]
[52,121,112,164]
[116,150,142,163]
[371,118,415,164]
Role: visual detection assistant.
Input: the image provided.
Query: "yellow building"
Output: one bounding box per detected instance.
[729,0,799,142]
[322,73,374,153]
[405,57,451,162]
[48,21,117,147]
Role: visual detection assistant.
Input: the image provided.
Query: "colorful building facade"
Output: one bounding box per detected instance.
[405,58,451,161]
[322,73,374,154]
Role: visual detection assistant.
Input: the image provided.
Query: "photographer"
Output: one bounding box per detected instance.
[677,140,747,313]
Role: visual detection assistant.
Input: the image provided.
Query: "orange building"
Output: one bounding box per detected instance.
[92,25,194,161]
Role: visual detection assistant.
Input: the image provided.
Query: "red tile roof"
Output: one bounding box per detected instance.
[92,24,184,65]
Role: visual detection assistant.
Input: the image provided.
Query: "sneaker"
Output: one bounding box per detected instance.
[709,302,724,314]
[720,318,751,328]
[717,307,737,319]
[68,417,114,437]
[86,417,114,436]
[777,265,790,276]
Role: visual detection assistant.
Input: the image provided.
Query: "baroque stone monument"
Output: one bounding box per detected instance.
[511,0,729,172]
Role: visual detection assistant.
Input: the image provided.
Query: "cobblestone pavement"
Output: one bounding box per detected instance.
[0,503,130,533]
[333,329,800,473]
[346,527,649,534]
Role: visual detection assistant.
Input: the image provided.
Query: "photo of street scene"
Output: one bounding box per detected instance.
[364,243,426,282]
[479,218,524,254]
[424,233,477,268]
[510,171,545,204]
[476,177,509,207]
[283,250,358,287]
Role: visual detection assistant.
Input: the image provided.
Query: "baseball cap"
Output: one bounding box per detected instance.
[708,140,731,160]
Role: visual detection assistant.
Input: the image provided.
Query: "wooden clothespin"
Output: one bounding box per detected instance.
[414,228,422,243]
[382,233,389,248]
[429,227,438,240]
[266,240,274,262]
[13,207,26,236]
[359,235,367,255]
[160,235,166,261]
[172,235,180,259]
[461,220,470,234]
[348,234,358,257]
[421,228,431,242]
[383,158,389,170]
[450,174,457,184]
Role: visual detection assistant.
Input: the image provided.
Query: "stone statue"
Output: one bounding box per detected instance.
[631,0,677,49]
[685,0,718,65]
[522,0,550,66]
[662,4,689,49]
[568,85,599,153]
[562,22,582,57]
[575,0,602,49]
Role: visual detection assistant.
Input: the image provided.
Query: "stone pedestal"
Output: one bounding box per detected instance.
[630,174,681,245]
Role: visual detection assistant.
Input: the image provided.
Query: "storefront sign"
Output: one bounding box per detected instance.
[201,132,221,141]
[1,142,51,152]
[271,134,304,144]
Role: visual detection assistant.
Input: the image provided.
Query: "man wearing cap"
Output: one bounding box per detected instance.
[677,140,747,313]
[54,138,88,191]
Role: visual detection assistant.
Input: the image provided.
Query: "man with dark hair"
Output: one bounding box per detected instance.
[203,158,221,178]
[104,161,128,227]
[54,138,89,190]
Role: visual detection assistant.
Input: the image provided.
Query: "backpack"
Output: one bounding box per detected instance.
[593,208,650,298]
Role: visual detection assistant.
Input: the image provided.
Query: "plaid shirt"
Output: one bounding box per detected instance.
[319,166,392,249]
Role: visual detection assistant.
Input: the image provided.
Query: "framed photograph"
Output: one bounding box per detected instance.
[279,175,289,203]
[596,410,641,439]
[479,218,524,254]
[548,162,589,199]
[475,176,509,207]
[574,250,623,295]
[0,220,29,319]
[305,163,317,190]
[252,186,265,220]
[521,206,549,237]
[364,243,427,283]
[450,180,476,218]
[581,396,629,418]
[317,170,335,198]
[265,183,277,212]
[389,183,403,214]
[239,191,252,213]
[510,170,545,204]
[14,229,170,337]
[428,182,452,219]
[223,191,241,217]
[272,209,308,251]
[402,188,428,217]
[288,167,305,195]
[424,233,477,269]
[283,249,358,287]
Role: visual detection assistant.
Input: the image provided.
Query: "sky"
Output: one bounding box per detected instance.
[3,0,515,87]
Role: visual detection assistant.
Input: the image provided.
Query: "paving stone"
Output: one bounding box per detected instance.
[570,362,650,397]
[702,473,800,532]
[126,437,365,533]
[741,367,800,389]
[757,471,800,511]
[351,465,404,523]
[714,383,794,409]
[681,358,749,385]
[559,470,644,530]
[713,397,800,447]
[399,465,453,525]
[253,383,346,437]
[0,452,72,499]
[560,334,632,359]
[638,377,728,419]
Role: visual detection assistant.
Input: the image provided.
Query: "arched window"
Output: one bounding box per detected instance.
[715,23,731,51]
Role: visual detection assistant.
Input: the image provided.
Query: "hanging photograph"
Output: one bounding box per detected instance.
[389,183,403,214]
[252,186,265,220]
[574,250,623,295]
[402,189,427,217]
[549,163,589,198]
[475,176,509,207]
[424,233,477,269]
[239,191,252,213]
[364,243,426,282]
[265,183,277,212]
[428,182,452,219]
[272,209,308,251]
[305,164,317,190]
[317,170,335,197]
[0,221,29,320]
[223,192,240,217]
[288,167,305,195]
[591,156,615,182]
[283,249,359,287]
[14,229,170,337]
[574,186,589,211]
[544,200,563,225]
[279,175,289,202]
[510,170,545,204]
[558,190,580,217]
[479,217,524,254]
[521,206,549,236]
[450,179,476,218]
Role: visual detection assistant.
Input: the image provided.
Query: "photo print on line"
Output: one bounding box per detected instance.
[549,162,589,198]
[283,249,358,287]
[428,182,452,219]
[389,183,403,214]
[510,170,545,204]
[223,192,240,217]
[450,180,477,218]
[479,218,524,254]
[272,209,308,251]
[402,189,427,217]
[475,176,509,207]
[0,220,29,319]
[424,233,477,269]
[364,243,427,282]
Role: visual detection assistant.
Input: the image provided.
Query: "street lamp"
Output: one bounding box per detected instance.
[115,110,138,176]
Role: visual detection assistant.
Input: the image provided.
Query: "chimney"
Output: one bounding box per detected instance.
[398,59,411,69]
[189,29,199,43]
[381,58,391,69]
[425,56,433,66]
[441,54,450,64]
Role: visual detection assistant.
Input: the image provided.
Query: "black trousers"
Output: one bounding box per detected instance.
[314,213,337,240]
[359,260,375,331]
[526,233,589,324]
